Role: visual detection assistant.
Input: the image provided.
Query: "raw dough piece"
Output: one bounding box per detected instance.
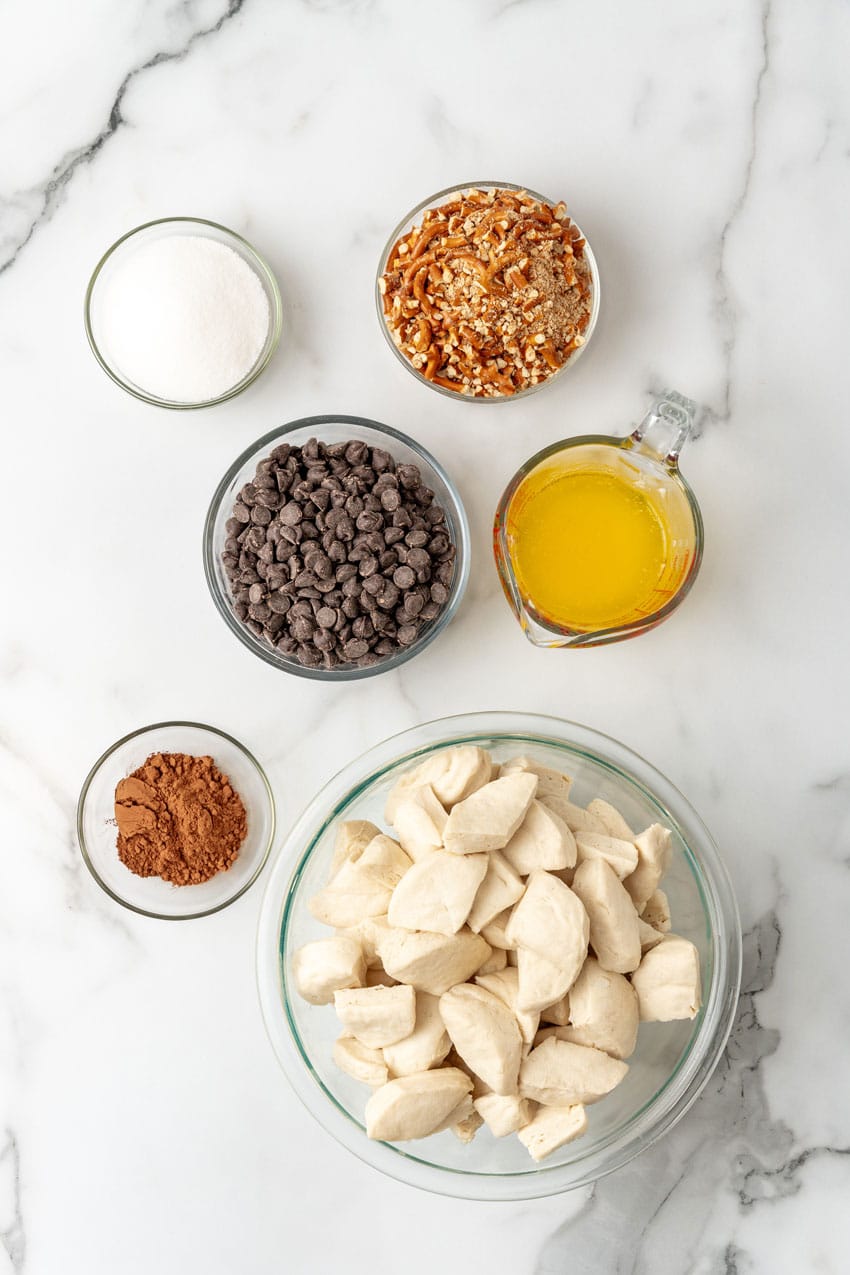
[365,1068,473,1141]
[388,850,488,935]
[505,871,588,991]
[624,825,672,911]
[571,858,641,974]
[480,907,517,951]
[500,756,573,801]
[339,915,391,968]
[585,799,635,842]
[516,947,577,1014]
[631,935,702,1021]
[518,1103,588,1162]
[476,946,508,975]
[378,927,491,995]
[330,820,381,878]
[385,747,492,821]
[637,918,665,953]
[575,831,639,880]
[641,888,671,932]
[333,984,416,1048]
[309,836,412,928]
[391,785,448,862]
[540,795,607,835]
[520,1037,628,1106]
[474,1092,536,1137]
[439,984,524,1095]
[333,1036,388,1088]
[443,773,538,855]
[382,992,451,1076]
[554,957,639,1060]
[475,966,540,1046]
[501,801,577,875]
[466,851,525,933]
[450,1106,484,1143]
[292,936,365,1005]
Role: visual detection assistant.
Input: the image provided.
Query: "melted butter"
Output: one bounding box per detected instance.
[506,463,676,631]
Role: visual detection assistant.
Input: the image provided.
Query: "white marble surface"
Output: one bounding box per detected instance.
[2,0,850,1270]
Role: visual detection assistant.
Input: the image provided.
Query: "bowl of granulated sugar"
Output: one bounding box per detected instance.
[85,217,282,408]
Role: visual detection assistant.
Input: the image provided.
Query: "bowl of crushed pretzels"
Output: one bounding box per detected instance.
[376,182,600,402]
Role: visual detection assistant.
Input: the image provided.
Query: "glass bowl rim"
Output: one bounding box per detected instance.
[83,216,283,410]
[202,414,472,682]
[76,718,276,920]
[493,433,705,645]
[256,710,742,1200]
[374,179,601,404]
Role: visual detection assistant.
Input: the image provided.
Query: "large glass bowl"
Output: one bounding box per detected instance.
[375,182,601,402]
[203,416,471,681]
[256,712,741,1200]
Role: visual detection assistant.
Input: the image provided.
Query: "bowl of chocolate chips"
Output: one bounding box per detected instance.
[203,416,470,678]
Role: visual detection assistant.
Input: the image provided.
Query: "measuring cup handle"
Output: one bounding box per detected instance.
[626,390,697,467]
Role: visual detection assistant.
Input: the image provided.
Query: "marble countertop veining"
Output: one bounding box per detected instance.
[2,1,850,1271]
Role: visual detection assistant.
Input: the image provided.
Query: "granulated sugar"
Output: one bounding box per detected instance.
[99,234,270,403]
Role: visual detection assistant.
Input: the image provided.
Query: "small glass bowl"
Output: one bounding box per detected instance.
[375,181,601,403]
[77,721,275,919]
[203,416,471,681]
[84,217,282,409]
[257,712,741,1201]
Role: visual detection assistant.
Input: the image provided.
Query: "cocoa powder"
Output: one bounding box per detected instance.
[114,752,247,885]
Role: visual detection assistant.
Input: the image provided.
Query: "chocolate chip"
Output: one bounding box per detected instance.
[268,592,291,615]
[375,581,400,610]
[406,548,431,571]
[393,565,416,589]
[356,510,383,533]
[343,638,370,660]
[279,503,303,526]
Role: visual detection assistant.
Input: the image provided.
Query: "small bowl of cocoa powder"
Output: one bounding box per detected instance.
[376,181,600,401]
[76,721,275,919]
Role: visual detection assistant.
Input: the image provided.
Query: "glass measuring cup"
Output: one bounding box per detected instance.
[493,391,704,647]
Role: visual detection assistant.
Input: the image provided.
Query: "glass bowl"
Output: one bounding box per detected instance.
[77,721,275,919]
[375,181,601,403]
[256,712,741,1200]
[84,217,282,409]
[203,416,471,681]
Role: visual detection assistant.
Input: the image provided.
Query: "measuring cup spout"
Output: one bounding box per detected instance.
[626,390,696,467]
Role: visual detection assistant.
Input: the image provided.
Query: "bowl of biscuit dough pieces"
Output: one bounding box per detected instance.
[256,712,741,1200]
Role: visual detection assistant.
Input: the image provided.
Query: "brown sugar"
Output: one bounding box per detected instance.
[114,752,247,886]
